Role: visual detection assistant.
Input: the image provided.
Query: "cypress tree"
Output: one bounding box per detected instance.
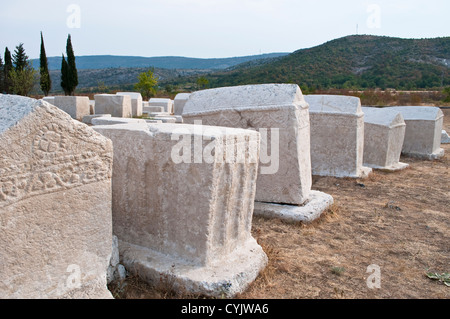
[4,47,13,94]
[39,32,52,96]
[66,34,78,95]
[0,56,3,93]
[60,54,70,96]
[12,43,28,72]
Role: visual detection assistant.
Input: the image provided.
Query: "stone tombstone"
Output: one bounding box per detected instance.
[94,94,132,118]
[42,96,55,105]
[92,122,267,297]
[182,84,312,206]
[387,106,445,160]
[52,96,91,121]
[442,130,450,144]
[361,107,408,171]
[116,92,143,118]
[91,117,147,126]
[149,98,174,114]
[305,95,372,178]
[174,93,191,116]
[0,94,113,299]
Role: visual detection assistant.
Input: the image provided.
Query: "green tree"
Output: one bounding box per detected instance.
[39,32,52,96]
[196,76,209,90]
[9,62,36,96]
[4,47,13,93]
[443,87,450,103]
[66,34,78,95]
[60,54,71,96]
[60,34,78,96]
[12,43,29,72]
[0,56,4,93]
[134,69,158,100]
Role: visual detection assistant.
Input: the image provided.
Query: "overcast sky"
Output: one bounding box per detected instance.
[1,0,449,60]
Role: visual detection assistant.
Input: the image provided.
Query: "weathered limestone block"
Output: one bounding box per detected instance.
[305,95,372,178]
[143,106,164,113]
[174,93,191,116]
[92,122,267,297]
[94,94,132,118]
[362,107,408,171]
[52,96,91,121]
[442,130,450,144]
[116,92,143,118]
[388,106,445,160]
[149,98,174,114]
[42,96,55,105]
[183,84,312,206]
[0,94,113,299]
[82,114,112,125]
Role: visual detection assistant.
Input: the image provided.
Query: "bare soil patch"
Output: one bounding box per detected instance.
[110,109,450,300]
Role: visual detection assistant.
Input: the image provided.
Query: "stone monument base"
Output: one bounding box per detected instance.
[119,239,268,298]
[253,190,334,224]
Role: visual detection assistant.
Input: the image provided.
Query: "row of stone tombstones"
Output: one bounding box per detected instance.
[0,83,445,298]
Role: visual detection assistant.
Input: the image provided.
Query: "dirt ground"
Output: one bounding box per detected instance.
[110,109,449,300]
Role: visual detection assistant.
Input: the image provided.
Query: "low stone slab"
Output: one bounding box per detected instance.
[0,94,113,299]
[305,95,372,178]
[91,117,147,126]
[253,191,334,224]
[388,106,444,160]
[94,94,132,118]
[92,122,267,297]
[53,96,91,121]
[362,107,409,172]
[82,114,111,125]
[143,106,164,113]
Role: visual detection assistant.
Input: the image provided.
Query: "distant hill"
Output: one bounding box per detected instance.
[32,53,289,71]
[169,35,450,90]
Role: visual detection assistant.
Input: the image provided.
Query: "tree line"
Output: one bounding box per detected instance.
[0,33,78,96]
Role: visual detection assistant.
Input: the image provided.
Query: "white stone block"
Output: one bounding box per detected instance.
[442,130,450,144]
[91,117,147,126]
[149,98,174,114]
[0,94,113,299]
[116,92,143,118]
[94,94,132,118]
[183,84,312,206]
[143,106,165,113]
[92,122,267,297]
[362,107,409,171]
[174,93,191,116]
[388,106,444,160]
[82,114,112,125]
[52,96,91,121]
[305,95,372,178]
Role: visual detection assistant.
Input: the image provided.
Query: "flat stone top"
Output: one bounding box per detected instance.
[116,92,143,99]
[183,84,307,116]
[93,122,260,139]
[149,98,172,103]
[387,106,444,121]
[1,94,41,134]
[305,95,362,115]
[362,107,405,127]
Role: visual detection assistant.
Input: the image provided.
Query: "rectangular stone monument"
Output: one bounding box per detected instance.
[182,84,334,224]
[387,106,445,160]
[305,95,372,178]
[0,94,113,299]
[94,94,132,118]
[92,122,267,297]
[52,96,91,121]
[149,98,174,114]
[116,92,143,118]
[362,107,409,171]
[174,93,191,116]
